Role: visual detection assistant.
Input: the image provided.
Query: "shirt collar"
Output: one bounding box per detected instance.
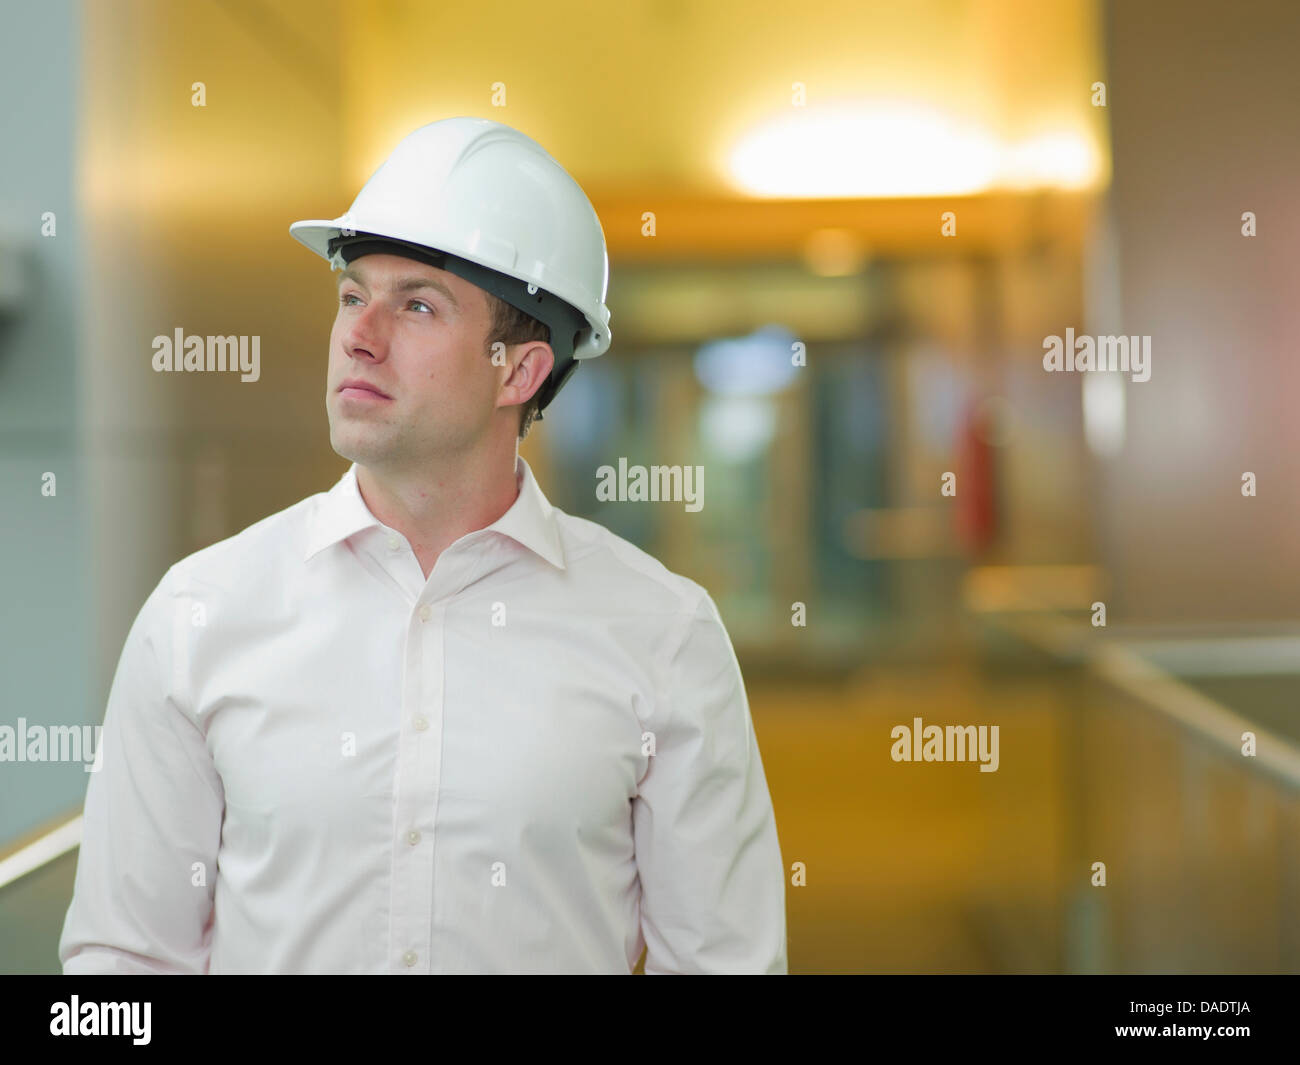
[304,455,566,570]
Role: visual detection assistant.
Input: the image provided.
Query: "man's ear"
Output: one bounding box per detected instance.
[498,340,554,410]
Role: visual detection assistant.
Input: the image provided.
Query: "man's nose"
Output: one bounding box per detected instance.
[343,298,392,360]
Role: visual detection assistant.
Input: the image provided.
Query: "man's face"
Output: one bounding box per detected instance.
[326,253,501,472]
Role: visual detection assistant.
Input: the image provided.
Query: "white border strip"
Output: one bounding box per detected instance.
[1093,643,1300,789]
[985,610,1300,790]
[0,815,82,891]
[1117,635,1300,676]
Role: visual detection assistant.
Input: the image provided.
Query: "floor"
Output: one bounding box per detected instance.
[7,659,1295,973]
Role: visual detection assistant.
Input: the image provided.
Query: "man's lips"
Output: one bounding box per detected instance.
[338,380,392,400]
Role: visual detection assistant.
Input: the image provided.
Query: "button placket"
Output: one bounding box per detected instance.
[389,597,445,973]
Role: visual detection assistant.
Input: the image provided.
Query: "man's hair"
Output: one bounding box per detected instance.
[483,293,550,441]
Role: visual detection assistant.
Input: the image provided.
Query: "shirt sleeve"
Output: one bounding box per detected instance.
[632,589,788,974]
[58,565,224,974]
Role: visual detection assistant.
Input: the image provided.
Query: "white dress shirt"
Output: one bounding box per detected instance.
[58,455,786,974]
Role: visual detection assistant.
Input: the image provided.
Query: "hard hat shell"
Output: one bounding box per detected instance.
[290,117,612,410]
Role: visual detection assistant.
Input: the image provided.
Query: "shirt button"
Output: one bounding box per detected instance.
[418,605,432,622]
[407,829,421,846]
[386,533,401,552]
[413,715,429,731]
[403,950,417,967]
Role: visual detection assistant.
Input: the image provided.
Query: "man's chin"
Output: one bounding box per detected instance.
[329,428,395,468]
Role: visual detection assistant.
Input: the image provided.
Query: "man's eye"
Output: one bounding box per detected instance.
[337,293,432,313]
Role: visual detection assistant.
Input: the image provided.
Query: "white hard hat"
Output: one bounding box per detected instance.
[290,116,612,414]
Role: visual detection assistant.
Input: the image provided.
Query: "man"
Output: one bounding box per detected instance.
[58,117,787,974]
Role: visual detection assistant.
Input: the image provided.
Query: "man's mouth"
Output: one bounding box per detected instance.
[338,380,393,400]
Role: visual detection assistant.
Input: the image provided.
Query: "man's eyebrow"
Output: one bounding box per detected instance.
[336,266,460,310]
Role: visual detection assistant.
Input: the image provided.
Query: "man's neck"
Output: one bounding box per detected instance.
[354,444,521,580]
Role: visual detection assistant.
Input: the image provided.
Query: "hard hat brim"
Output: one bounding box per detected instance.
[288,220,343,262]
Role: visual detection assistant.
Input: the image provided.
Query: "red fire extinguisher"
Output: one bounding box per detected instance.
[954,396,999,556]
